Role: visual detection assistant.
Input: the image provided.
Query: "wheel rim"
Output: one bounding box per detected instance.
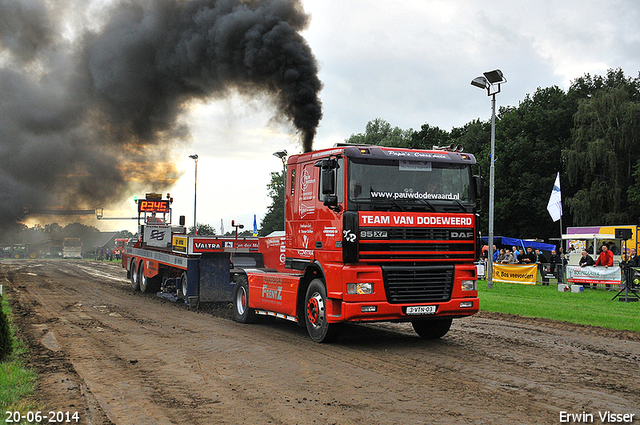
[306,292,324,328]
[181,275,188,298]
[132,264,138,284]
[141,270,147,288]
[236,286,247,315]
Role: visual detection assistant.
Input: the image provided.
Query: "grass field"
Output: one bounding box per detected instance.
[478,280,640,333]
[0,295,39,418]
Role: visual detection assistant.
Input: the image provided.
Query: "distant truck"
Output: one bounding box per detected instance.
[123,144,482,342]
[113,238,130,258]
[62,238,83,259]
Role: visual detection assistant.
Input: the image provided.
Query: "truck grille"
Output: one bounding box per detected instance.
[382,265,454,304]
[358,227,475,263]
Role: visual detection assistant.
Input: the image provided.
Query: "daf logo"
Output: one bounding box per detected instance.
[450,231,473,239]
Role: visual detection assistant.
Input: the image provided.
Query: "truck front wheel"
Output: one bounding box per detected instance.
[232,275,257,323]
[412,318,452,339]
[304,279,342,343]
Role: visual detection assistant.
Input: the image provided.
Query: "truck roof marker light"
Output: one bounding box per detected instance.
[359,148,370,154]
[433,144,464,152]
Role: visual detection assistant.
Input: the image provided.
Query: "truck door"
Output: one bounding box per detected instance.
[316,158,344,256]
[292,162,317,258]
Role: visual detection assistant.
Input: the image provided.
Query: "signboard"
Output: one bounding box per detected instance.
[188,237,259,254]
[565,266,621,285]
[359,212,474,228]
[143,225,172,248]
[492,264,537,285]
[190,237,224,253]
[172,236,187,253]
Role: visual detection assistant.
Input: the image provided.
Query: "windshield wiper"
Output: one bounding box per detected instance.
[442,199,470,212]
[415,199,437,212]
[351,197,406,211]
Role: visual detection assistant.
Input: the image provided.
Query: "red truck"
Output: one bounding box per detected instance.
[123,144,481,342]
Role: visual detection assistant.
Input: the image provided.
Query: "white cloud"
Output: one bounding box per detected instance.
[98,0,640,233]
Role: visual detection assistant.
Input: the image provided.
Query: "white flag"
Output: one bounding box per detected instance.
[547,172,562,222]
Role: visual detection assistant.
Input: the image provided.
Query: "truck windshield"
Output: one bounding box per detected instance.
[348,159,475,212]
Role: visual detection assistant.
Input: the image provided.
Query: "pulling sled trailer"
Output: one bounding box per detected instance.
[122,193,268,308]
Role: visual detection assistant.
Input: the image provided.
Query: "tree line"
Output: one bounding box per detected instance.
[331,68,640,241]
[261,69,640,239]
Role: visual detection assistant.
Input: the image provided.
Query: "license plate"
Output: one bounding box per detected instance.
[406,305,437,315]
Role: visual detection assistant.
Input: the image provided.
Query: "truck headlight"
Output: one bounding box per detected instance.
[461,280,477,291]
[347,282,374,295]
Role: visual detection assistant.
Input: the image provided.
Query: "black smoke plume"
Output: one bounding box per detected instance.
[0,0,322,229]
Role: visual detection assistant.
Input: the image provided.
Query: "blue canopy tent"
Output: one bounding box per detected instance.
[481,236,557,252]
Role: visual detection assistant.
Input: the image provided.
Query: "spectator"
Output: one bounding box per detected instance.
[520,246,536,264]
[579,250,595,267]
[501,249,516,264]
[492,245,499,263]
[595,244,613,268]
[628,248,639,268]
[535,249,547,264]
[512,246,519,262]
[579,250,595,288]
[496,249,506,263]
[535,249,549,285]
[548,249,563,282]
[595,245,614,289]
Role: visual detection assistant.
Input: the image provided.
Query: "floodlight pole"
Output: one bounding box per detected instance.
[471,69,506,289]
[273,150,288,231]
[189,154,198,234]
[488,93,497,289]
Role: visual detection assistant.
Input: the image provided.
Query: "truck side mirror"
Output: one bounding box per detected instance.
[473,175,483,199]
[179,215,186,226]
[322,168,335,195]
[323,194,338,208]
[315,158,341,212]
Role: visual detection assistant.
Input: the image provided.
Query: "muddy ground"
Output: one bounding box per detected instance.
[2,260,639,425]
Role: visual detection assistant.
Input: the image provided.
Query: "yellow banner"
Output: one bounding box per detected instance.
[492,263,537,285]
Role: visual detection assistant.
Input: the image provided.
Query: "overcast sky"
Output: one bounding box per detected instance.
[100,0,640,233]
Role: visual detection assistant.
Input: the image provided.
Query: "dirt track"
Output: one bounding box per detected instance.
[2,259,639,425]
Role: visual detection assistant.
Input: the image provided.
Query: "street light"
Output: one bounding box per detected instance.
[471,69,507,289]
[273,150,287,231]
[189,154,198,234]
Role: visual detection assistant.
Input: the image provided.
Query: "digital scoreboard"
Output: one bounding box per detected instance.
[138,199,171,213]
